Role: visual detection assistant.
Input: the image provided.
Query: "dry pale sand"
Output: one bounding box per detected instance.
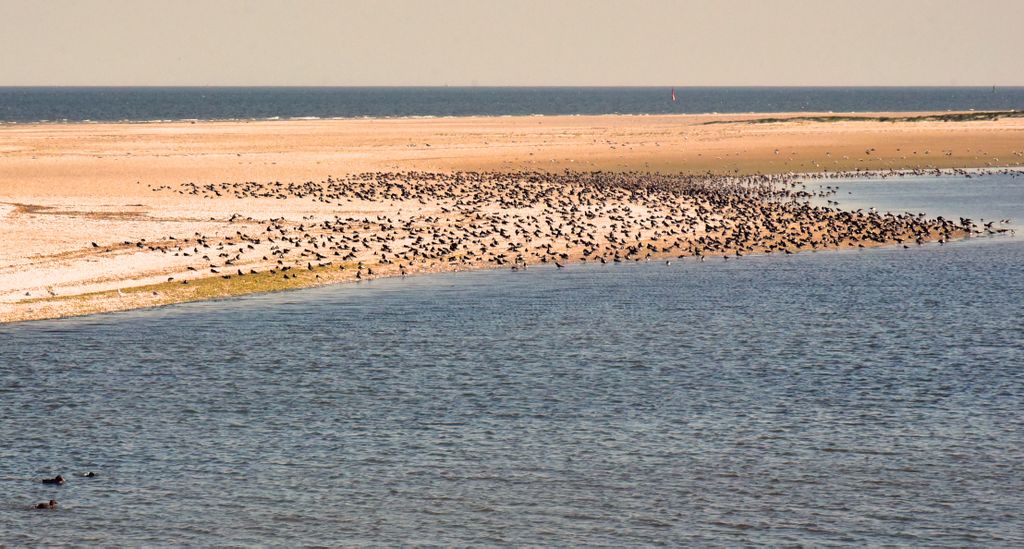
[1,113,1022,323]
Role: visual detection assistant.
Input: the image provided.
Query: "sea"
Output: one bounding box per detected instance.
[0,86,1023,123]
[2,170,1022,545]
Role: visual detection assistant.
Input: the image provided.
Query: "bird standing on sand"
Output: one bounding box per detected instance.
[105,168,972,298]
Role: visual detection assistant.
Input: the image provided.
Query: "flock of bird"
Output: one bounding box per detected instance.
[104,169,1013,291]
[792,166,1023,181]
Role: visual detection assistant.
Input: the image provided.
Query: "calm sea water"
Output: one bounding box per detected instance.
[2,174,1023,546]
[1,87,1023,123]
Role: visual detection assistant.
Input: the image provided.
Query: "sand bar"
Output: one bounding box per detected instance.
[1,112,1022,322]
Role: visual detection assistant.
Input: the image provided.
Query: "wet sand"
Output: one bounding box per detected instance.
[2,112,1022,322]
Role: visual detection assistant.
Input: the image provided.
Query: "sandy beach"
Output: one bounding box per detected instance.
[2,112,1022,323]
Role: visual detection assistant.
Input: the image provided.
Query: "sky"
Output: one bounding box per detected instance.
[1,0,1022,86]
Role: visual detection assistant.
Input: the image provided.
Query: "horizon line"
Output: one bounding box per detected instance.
[2,84,1023,89]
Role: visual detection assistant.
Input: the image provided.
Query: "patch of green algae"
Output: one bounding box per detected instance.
[15,262,364,321]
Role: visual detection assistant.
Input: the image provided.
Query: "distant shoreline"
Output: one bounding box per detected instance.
[2,109,1022,127]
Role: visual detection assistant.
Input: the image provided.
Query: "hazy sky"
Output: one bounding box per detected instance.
[2,0,1022,86]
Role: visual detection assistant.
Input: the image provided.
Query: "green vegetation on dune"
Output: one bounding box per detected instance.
[702,110,1024,125]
